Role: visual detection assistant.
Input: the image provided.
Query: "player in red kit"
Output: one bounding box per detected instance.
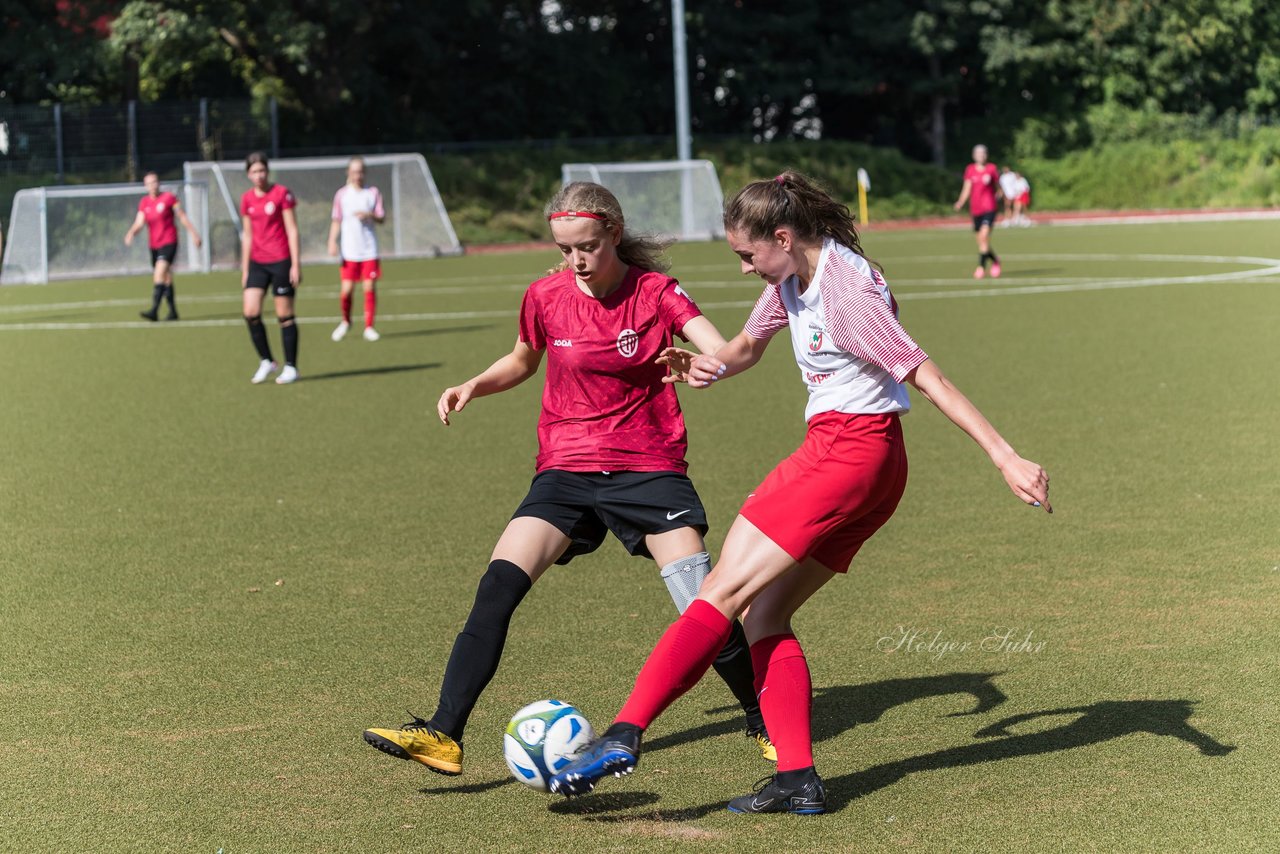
[362,182,774,780]
[550,171,1050,813]
[954,144,1002,279]
[239,152,302,384]
[124,171,202,321]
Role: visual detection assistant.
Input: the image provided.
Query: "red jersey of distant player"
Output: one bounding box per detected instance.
[239,184,297,263]
[963,163,1001,216]
[518,266,702,473]
[139,191,179,249]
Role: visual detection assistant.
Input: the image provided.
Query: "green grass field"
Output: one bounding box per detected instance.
[2,220,1277,853]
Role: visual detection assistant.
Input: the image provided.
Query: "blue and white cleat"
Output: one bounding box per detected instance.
[548,725,641,797]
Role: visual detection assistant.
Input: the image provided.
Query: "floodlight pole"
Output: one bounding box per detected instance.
[672,0,695,237]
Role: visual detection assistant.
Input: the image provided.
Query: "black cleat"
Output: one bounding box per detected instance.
[727,770,826,815]
[164,313,180,321]
[548,725,641,797]
[139,310,158,321]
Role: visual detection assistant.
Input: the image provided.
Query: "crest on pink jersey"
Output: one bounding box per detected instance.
[617,329,639,358]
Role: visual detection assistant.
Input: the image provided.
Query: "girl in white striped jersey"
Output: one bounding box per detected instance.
[549,171,1051,813]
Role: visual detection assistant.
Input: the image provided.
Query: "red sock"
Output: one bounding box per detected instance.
[340,292,352,323]
[751,634,813,771]
[364,290,377,328]
[615,599,731,729]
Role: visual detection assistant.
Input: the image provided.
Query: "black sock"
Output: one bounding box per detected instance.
[280,316,298,367]
[164,283,177,314]
[776,766,818,788]
[149,284,164,312]
[430,560,533,740]
[245,315,273,361]
[604,721,643,738]
[713,619,764,730]
[989,250,999,264]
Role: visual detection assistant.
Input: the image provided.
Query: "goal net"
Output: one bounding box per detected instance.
[559,159,725,241]
[1,181,210,285]
[185,153,461,269]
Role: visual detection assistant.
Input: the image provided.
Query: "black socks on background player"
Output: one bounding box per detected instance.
[431,560,533,740]
[715,620,766,731]
[164,281,177,316]
[150,284,165,313]
[980,251,999,268]
[279,315,299,367]
[245,315,273,361]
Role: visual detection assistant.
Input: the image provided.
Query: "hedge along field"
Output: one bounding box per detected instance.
[0,219,1277,852]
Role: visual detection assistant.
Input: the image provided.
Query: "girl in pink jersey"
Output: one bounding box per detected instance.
[124,170,202,321]
[954,144,1002,278]
[362,182,774,778]
[239,152,302,384]
[551,171,1050,813]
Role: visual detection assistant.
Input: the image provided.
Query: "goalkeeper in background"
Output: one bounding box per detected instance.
[124,171,203,321]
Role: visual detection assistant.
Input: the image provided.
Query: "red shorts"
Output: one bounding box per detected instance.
[1017,192,1031,206]
[740,411,907,573]
[340,259,381,282]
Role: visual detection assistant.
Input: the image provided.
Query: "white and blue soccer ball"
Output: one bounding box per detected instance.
[503,700,595,791]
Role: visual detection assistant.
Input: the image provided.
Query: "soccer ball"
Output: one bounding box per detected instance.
[503,700,595,791]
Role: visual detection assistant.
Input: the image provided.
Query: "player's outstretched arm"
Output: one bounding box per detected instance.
[438,340,544,426]
[176,205,202,248]
[905,358,1052,512]
[657,315,728,384]
[124,211,145,245]
[660,330,770,388]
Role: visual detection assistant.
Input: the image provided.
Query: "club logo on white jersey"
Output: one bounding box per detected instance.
[264,201,276,215]
[616,328,639,358]
[552,338,572,347]
[809,330,823,351]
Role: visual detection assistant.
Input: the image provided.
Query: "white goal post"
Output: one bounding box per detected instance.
[185,153,461,270]
[1,181,210,285]
[559,159,726,241]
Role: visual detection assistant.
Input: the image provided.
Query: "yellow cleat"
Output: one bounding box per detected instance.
[749,727,778,762]
[363,715,463,776]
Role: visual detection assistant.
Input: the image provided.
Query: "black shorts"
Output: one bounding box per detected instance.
[972,211,997,231]
[150,243,177,266]
[513,470,709,564]
[246,259,295,297]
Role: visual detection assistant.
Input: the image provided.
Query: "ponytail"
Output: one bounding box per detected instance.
[723,170,873,264]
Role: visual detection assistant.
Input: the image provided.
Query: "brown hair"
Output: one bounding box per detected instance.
[245,151,269,172]
[723,170,872,262]
[544,182,672,274]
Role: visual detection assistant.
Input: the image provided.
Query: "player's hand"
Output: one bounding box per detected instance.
[193,235,203,249]
[656,346,694,383]
[953,201,963,211]
[684,353,727,389]
[290,265,301,286]
[327,241,338,257]
[997,455,1052,513]
[437,383,475,426]
[124,233,133,246]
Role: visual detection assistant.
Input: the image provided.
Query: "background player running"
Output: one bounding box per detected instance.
[124,171,202,321]
[327,156,385,342]
[954,144,1002,278]
[551,171,1050,814]
[239,152,302,385]
[362,182,773,778]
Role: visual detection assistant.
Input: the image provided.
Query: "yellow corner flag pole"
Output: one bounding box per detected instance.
[856,168,870,226]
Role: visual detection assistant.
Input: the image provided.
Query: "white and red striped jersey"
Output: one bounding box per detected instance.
[331,184,384,262]
[744,238,928,422]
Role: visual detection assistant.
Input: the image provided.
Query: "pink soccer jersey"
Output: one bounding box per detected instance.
[140,191,179,249]
[518,266,702,473]
[240,184,296,263]
[964,163,1000,216]
[744,239,928,423]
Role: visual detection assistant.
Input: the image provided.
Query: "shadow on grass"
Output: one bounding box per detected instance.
[548,791,660,815]
[378,323,495,339]
[648,672,1009,757]
[302,362,442,382]
[419,776,515,796]
[819,698,1235,812]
